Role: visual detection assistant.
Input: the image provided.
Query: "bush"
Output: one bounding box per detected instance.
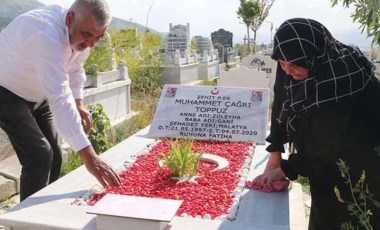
[84,32,114,74]
[127,57,161,94]
[87,103,111,154]
[60,103,112,177]
[159,139,203,178]
[84,29,163,95]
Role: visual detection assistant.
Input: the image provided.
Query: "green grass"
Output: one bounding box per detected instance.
[197,77,217,86]
[60,150,82,176]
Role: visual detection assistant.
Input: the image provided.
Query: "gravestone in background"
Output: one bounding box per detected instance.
[165,23,190,58]
[240,54,277,106]
[213,43,224,63]
[194,36,211,55]
[211,29,233,49]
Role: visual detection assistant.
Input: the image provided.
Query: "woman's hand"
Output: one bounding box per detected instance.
[252,151,283,187]
[257,167,286,189]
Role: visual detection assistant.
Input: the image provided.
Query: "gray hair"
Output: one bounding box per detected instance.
[70,0,111,27]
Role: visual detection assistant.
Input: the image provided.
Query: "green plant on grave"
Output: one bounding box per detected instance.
[159,139,203,178]
[87,103,111,154]
[334,159,380,230]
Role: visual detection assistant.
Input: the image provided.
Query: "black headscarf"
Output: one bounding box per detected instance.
[272,18,375,133]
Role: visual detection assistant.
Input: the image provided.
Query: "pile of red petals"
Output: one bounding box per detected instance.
[88,139,254,220]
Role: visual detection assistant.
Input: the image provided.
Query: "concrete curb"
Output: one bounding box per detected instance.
[289,182,309,230]
[0,155,21,196]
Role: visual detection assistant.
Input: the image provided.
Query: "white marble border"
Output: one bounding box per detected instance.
[0,127,293,230]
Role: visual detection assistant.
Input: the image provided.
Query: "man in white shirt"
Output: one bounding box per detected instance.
[0,0,121,201]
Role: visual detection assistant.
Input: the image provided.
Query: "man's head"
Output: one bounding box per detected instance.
[65,0,111,51]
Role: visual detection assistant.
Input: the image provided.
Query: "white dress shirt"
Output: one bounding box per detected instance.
[0,5,91,152]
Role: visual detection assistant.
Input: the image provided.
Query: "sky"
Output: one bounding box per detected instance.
[38,0,373,49]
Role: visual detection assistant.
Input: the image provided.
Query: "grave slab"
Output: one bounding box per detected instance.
[88,194,182,230]
[0,127,298,230]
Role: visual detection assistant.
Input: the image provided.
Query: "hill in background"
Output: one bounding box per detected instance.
[109,17,166,38]
[0,0,166,38]
[0,0,43,29]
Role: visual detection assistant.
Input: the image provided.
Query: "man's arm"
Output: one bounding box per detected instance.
[76,99,121,187]
[75,99,92,134]
[27,34,121,188]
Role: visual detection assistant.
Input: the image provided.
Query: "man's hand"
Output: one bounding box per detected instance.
[78,146,122,188]
[75,99,92,134]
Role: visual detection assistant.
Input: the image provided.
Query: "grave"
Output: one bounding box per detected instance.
[0,85,304,230]
[159,49,220,85]
[240,54,278,106]
[194,36,212,55]
[87,194,182,230]
[198,49,220,80]
[211,29,233,49]
[210,29,240,69]
[213,43,225,64]
[217,67,269,89]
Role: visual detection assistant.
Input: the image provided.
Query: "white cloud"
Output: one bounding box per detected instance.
[266,0,359,32]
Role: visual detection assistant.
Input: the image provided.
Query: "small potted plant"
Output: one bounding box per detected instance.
[158,139,203,183]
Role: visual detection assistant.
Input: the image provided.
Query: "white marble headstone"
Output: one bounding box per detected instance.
[146,85,269,144]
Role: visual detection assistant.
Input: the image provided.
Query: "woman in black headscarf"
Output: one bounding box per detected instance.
[253,18,380,229]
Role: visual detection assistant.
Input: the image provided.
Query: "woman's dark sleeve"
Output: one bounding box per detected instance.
[266,66,288,153]
[283,79,380,180]
[281,103,352,180]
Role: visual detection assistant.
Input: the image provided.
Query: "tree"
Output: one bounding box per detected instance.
[84,32,114,75]
[237,0,261,54]
[95,29,162,94]
[141,32,162,57]
[249,0,275,53]
[331,0,380,46]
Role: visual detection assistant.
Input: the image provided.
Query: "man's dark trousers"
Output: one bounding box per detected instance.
[0,86,62,201]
